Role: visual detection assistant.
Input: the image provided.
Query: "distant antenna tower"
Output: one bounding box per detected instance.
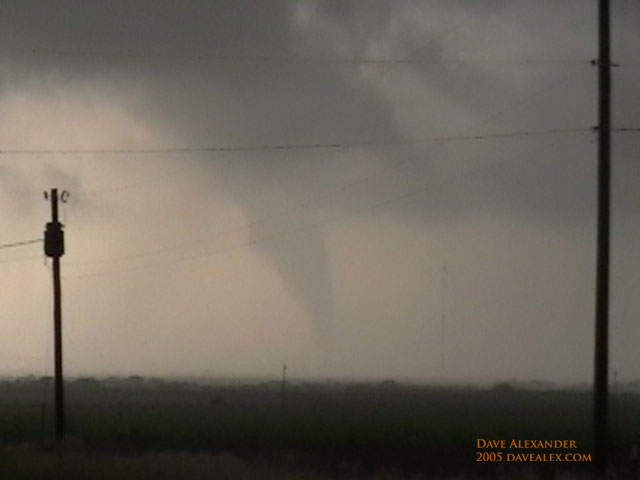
[440,263,448,381]
[281,364,287,411]
[612,370,618,454]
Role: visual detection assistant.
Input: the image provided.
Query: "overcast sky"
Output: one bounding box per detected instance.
[1,0,639,384]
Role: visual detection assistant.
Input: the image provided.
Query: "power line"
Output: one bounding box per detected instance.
[0,238,43,250]
[0,127,592,157]
[74,128,590,198]
[0,47,589,67]
[613,127,640,133]
[0,139,422,155]
[430,127,590,143]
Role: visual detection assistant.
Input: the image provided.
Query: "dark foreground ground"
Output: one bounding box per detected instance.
[0,377,638,479]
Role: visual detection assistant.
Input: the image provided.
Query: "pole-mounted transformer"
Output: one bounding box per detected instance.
[44,221,64,258]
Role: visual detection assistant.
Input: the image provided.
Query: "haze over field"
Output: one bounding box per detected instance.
[1,1,639,384]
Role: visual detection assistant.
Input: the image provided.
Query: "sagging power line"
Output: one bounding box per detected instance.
[0,127,593,157]
[0,238,43,250]
[0,47,590,67]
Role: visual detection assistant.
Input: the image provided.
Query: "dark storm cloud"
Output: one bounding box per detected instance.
[0,1,291,61]
[0,0,633,223]
[1,1,639,381]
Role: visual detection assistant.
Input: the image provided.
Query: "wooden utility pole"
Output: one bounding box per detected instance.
[594,0,611,475]
[44,188,66,438]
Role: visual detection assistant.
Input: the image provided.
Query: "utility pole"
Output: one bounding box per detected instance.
[44,188,67,439]
[594,0,611,476]
[440,263,447,382]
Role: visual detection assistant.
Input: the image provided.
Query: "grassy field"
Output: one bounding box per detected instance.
[0,377,637,478]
